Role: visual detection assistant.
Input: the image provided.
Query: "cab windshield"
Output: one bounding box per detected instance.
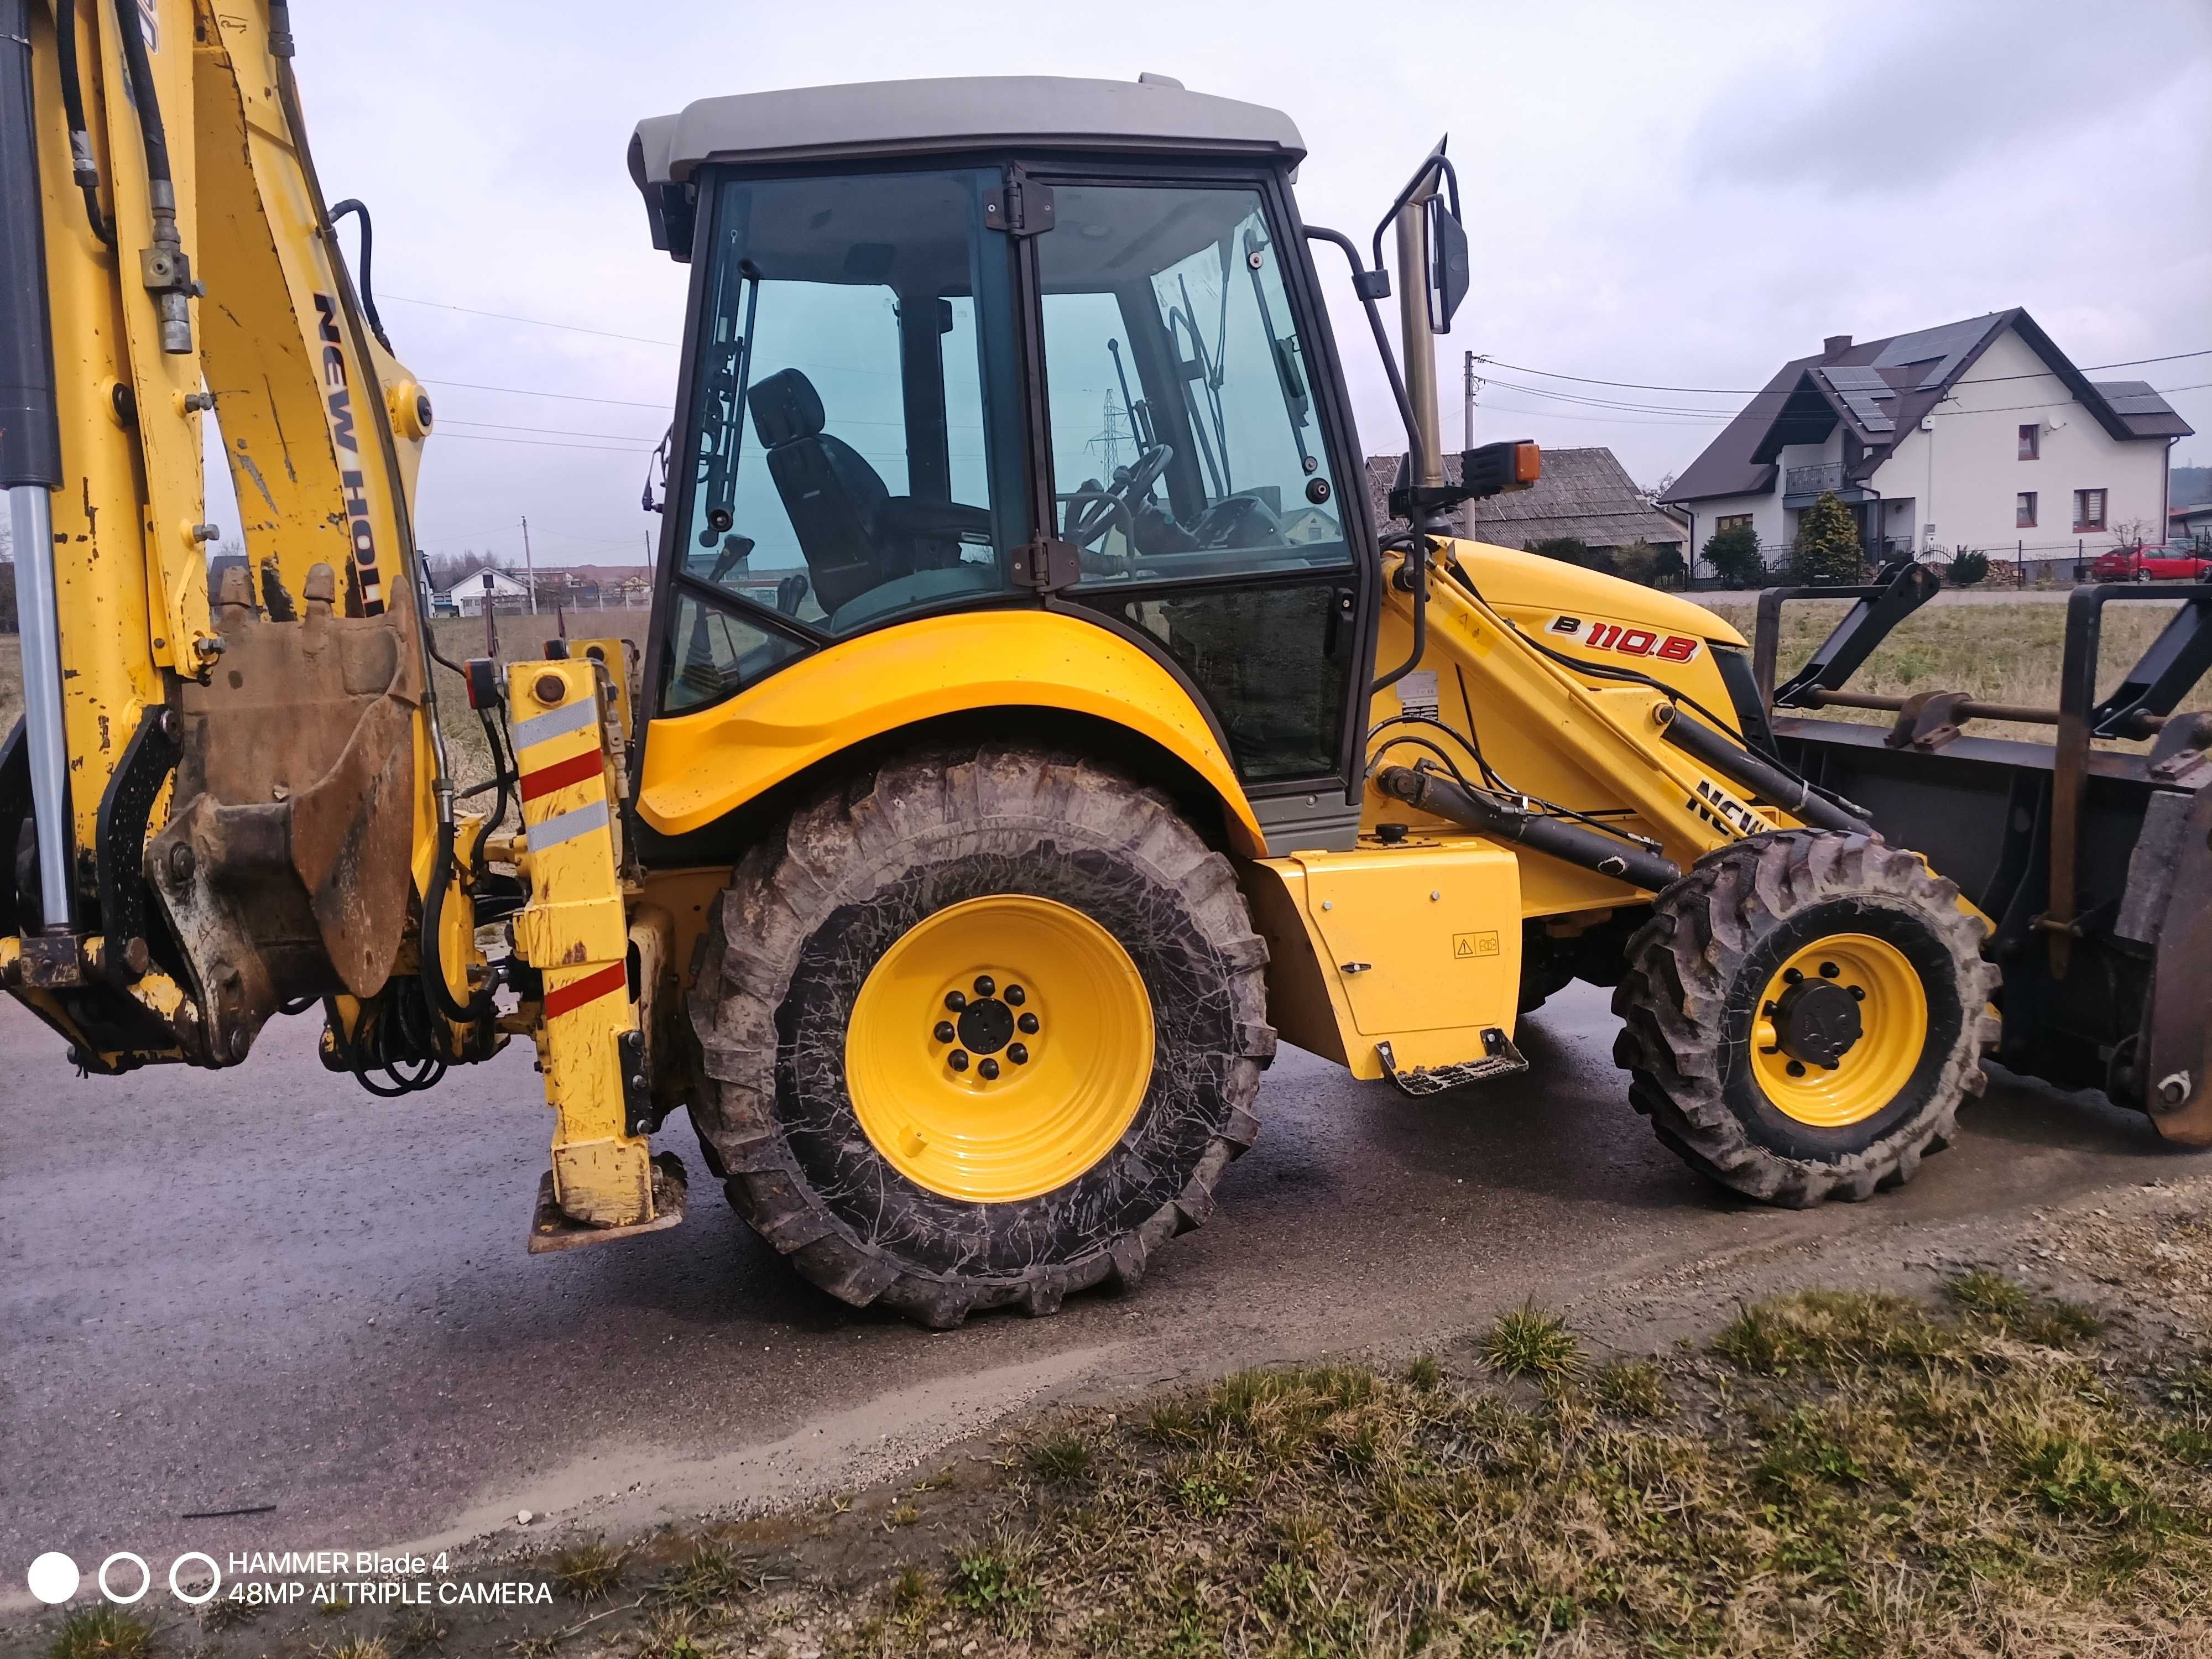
[669,166,1026,702]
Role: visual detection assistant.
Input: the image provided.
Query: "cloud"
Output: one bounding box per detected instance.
[1691,0,2211,198]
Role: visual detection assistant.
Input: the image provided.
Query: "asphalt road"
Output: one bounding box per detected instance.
[1,980,2190,1600]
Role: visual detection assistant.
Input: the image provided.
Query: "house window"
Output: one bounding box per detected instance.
[2016,492,2037,529]
[2074,488,2106,533]
[2018,424,2039,461]
[1716,514,1754,534]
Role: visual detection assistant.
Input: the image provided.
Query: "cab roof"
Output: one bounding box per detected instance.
[629,73,1306,190]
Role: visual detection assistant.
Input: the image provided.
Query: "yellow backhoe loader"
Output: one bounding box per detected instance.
[7,3,2203,1326]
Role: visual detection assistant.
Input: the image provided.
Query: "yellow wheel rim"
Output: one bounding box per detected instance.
[845,895,1155,1203]
[1750,933,1927,1128]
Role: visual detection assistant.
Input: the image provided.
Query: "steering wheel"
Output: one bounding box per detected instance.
[1062,442,1173,550]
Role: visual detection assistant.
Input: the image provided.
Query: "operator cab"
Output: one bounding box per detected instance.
[630,75,1376,791]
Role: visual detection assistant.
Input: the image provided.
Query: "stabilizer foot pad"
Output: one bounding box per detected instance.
[528,1151,688,1254]
[1376,1032,1528,1097]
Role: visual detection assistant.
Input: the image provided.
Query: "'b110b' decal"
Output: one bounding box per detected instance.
[1547,614,1699,662]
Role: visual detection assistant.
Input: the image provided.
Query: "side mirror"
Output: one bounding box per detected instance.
[1427,197,1469,332]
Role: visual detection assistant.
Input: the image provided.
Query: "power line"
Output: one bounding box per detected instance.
[1474,371,2211,422]
[383,293,679,348]
[435,431,654,454]
[1470,346,2212,397]
[442,416,665,443]
[422,377,669,410]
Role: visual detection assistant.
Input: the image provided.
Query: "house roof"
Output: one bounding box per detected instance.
[1660,309,2194,505]
[1364,446,1687,548]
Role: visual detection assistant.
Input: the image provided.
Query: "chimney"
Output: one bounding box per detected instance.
[1823,333,1853,359]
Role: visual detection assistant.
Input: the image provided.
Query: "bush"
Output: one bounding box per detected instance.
[1525,536,1609,573]
[1790,491,1863,586]
[1945,547,1990,587]
[1611,539,1662,585]
[1702,521,1766,588]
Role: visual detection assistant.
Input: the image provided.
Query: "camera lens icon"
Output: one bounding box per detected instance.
[27,1553,80,1606]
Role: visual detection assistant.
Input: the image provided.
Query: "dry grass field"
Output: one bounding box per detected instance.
[1705,597,2209,747]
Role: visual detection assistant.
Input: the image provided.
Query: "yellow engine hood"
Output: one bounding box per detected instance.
[1447,539,1747,649]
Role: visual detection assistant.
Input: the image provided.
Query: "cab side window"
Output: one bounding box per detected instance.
[1036,185,1351,585]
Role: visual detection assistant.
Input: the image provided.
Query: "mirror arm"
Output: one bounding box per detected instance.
[1303,225,1423,483]
[1369,143,1451,278]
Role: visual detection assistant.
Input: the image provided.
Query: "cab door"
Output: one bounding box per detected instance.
[1014,164,1380,851]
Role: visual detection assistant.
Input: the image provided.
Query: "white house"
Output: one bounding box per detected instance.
[434,566,534,617]
[1660,311,2193,577]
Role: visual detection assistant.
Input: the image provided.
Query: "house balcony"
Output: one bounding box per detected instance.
[1782,460,1872,508]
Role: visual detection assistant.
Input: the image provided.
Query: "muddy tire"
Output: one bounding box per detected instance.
[1611,831,1999,1207]
[688,743,1274,1327]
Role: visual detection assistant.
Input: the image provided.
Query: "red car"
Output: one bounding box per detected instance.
[2090,540,2212,582]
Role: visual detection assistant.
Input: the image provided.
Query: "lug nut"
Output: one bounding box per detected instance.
[948,1050,969,1071]
[1786,1060,1806,1077]
[1007,1042,1029,1065]
[978,1057,1000,1080]
[1782,967,1803,985]
[1017,1012,1039,1034]
[1819,961,1839,978]
[933,1020,956,1043]
[1848,985,1865,1001]
[945,990,966,1011]
[1005,984,1025,1006]
[973,974,995,997]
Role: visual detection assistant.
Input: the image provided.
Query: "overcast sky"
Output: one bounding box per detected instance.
[256,0,2211,571]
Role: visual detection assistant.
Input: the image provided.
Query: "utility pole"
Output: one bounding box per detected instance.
[643,531,653,567]
[1463,350,1478,451]
[520,514,538,616]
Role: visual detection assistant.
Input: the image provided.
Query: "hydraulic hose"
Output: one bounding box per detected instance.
[1654,706,1873,837]
[327,200,392,353]
[53,0,114,243]
[114,0,191,352]
[1376,764,1683,893]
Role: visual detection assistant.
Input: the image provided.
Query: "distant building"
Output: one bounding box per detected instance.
[1364,445,1688,559]
[538,564,655,609]
[435,566,534,616]
[1658,310,2192,576]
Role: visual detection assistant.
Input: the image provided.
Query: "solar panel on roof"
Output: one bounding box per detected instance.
[1813,367,1896,433]
[1821,365,1891,390]
[1871,318,1994,390]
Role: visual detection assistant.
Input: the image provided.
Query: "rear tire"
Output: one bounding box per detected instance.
[688,743,1274,1327]
[1612,832,1999,1207]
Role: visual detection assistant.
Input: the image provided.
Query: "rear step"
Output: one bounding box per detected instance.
[1376,1031,1528,1096]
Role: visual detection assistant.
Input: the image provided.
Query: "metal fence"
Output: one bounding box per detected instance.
[1685,535,2196,592]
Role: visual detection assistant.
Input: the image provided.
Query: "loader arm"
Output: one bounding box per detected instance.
[0,0,470,1073]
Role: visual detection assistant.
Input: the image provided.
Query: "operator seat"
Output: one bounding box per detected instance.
[747,367,894,614]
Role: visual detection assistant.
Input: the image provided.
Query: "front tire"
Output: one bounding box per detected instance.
[1612,832,1999,1206]
[688,744,1273,1327]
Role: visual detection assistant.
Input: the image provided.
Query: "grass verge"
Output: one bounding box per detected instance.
[803,1275,2207,1657]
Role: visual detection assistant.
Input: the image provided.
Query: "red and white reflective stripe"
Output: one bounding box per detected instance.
[543,961,627,1019]
[528,797,611,852]
[510,697,598,752]
[520,748,604,803]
